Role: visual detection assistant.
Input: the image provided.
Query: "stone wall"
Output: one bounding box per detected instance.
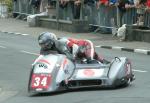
[38,17,90,33]
[126,25,150,43]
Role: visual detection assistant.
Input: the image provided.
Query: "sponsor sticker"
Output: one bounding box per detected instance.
[77,69,104,78]
[83,69,95,77]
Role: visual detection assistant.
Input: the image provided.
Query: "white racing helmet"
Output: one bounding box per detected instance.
[38,32,57,49]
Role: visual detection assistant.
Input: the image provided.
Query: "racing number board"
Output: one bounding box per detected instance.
[31,74,51,89]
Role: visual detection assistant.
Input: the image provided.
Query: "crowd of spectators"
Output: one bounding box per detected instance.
[95,0,150,26]
[58,0,150,26]
[27,0,150,26]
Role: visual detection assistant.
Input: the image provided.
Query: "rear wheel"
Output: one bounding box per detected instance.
[120,78,131,88]
[123,74,135,87]
[124,78,131,86]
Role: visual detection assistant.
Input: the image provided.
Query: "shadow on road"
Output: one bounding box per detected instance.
[28,84,135,97]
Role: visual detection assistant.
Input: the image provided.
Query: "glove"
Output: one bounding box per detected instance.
[72,44,79,58]
[86,57,93,63]
[78,46,86,54]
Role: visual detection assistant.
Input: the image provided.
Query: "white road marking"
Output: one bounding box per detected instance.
[1,31,30,36]
[0,45,6,48]
[133,69,148,73]
[95,45,101,47]
[20,50,39,56]
[21,34,29,36]
[134,49,149,54]
[112,46,123,50]
[14,33,22,35]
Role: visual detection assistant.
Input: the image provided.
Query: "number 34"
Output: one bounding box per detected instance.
[34,77,48,87]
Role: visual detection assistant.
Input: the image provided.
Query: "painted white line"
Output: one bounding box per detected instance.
[112,46,123,50]
[96,45,124,50]
[1,31,29,36]
[15,33,21,35]
[1,31,7,33]
[0,45,6,48]
[22,34,29,36]
[95,45,101,47]
[133,69,148,73]
[20,50,39,56]
[134,49,149,54]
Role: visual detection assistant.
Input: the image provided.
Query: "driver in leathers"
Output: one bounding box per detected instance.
[38,32,109,63]
[38,32,75,61]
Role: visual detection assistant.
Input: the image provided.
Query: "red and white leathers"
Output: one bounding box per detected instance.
[66,38,105,63]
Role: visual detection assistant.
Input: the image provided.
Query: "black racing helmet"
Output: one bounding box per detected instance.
[38,32,57,50]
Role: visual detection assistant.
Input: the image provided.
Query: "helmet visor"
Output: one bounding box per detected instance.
[39,40,53,49]
[39,43,47,48]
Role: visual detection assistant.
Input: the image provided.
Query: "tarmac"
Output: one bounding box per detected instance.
[0,18,150,55]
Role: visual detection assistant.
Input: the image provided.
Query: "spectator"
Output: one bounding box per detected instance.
[48,0,56,8]
[96,0,109,9]
[29,0,41,13]
[135,0,147,25]
[83,0,95,22]
[40,0,48,13]
[74,0,81,19]
[144,0,150,26]
[117,0,130,26]
[109,0,117,5]
[146,0,150,11]
[128,0,135,8]
[70,0,81,19]
[59,0,68,9]
[128,0,134,5]
[99,0,109,5]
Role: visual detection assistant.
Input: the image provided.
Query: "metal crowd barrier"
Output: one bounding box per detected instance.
[59,2,73,21]
[89,5,117,29]
[0,1,8,18]
[87,5,150,32]
[13,0,36,17]
[144,11,150,27]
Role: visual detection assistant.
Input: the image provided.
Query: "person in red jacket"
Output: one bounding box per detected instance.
[66,38,110,64]
[146,0,150,9]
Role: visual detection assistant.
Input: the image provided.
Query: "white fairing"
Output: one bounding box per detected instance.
[32,55,43,65]
[109,57,127,79]
[56,68,65,83]
[56,58,75,83]
[33,54,75,84]
[33,54,59,74]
